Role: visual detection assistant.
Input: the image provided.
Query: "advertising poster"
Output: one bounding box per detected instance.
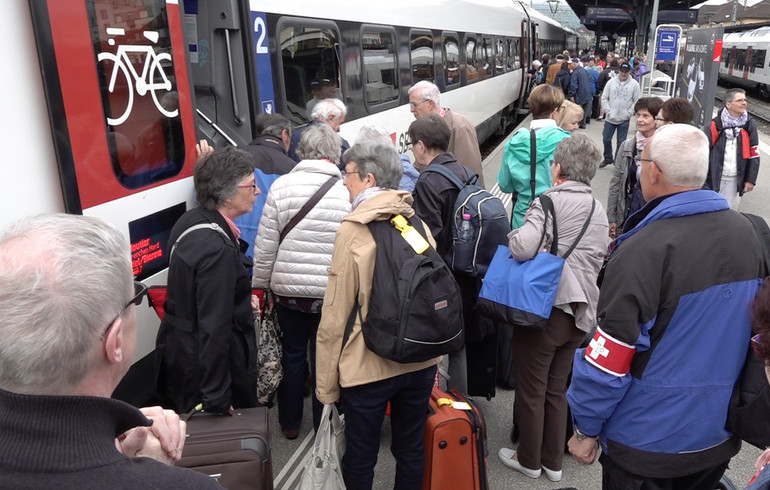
[675,27,724,127]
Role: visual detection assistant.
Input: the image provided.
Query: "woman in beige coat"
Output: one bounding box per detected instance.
[316,141,441,490]
[498,134,610,482]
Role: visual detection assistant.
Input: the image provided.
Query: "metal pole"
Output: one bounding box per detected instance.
[647,0,661,57]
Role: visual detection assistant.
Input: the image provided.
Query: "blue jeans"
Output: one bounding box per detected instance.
[602,119,630,163]
[275,303,323,431]
[340,366,436,490]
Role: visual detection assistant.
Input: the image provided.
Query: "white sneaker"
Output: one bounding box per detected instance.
[497,448,541,479]
[542,465,563,482]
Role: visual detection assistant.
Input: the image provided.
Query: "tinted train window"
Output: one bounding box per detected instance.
[512,38,521,69]
[495,38,505,75]
[279,25,340,125]
[362,29,398,105]
[411,31,434,83]
[443,34,461,87]
[506,38,514,71]
[754,50,766,71]
[466,36,478,83]
[480,36,493,77]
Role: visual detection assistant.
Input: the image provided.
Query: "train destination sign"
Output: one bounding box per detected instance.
[584,7,633,22]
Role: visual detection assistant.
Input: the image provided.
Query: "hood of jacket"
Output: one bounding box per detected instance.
[343,189,416,226]
[506,125,571,166]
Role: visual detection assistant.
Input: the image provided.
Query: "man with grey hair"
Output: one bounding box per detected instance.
[356,125,419,192]
[0,214,218,488]
[289,98,350,163]
[408,80,484,186]
[567,124,765,489]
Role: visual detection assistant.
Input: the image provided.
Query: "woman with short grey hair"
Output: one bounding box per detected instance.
[297,124,341,161]
[355,125,420,192]
[343,141,403,190]
[498,133,610,482]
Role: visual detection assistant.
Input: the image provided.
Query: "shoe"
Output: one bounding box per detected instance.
[579,124,586,129]
[599,160,612,168]
[282,428,299,440]
[542,465,563,482]
[498,448,541,479]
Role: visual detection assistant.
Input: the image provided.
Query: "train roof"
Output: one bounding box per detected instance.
[723,26,770,42]
[249,0,568,36]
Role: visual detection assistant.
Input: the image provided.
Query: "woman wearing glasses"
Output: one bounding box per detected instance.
[156,147,260,414]
[605,97,663,239]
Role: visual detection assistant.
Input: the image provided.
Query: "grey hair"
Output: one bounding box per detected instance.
[0,214,132,394]
[255,113,291,139]
[297,124,342,161]
[552,134,600,185]
[356,125,393,146]
[194,147,255,210]
[725,88,746,104]
[310,98,347,122]
[648,124,708,188]
[408,80,441,105]
[343,141,403,190]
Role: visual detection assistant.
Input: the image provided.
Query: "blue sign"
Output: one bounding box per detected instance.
[251,11,276,114]
[656,30,679,61]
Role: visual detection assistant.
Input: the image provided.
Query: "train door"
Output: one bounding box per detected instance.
[184,1,259,147]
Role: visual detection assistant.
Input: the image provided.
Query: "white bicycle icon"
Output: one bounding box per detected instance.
[98,28,179,126]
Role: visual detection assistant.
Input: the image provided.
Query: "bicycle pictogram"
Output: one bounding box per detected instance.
[98,28,179,126]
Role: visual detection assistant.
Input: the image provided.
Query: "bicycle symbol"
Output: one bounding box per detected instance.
[98,28,179,126]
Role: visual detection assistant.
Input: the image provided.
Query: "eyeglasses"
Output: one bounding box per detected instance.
[728,98,747,104]
[654,117,667,123]
[341,170,361,181]
[634,155,654,164]
[100,281,149,341]
[409,99,430,108]
[236,183,258,192]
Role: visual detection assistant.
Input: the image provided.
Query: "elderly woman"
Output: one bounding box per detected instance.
[253,124,351,439]
[558,101,585,133]
[606,97,663,238]
[316,141,441,490]
[498,134,609,482]
[355,124,420,192]
[498,84,571,228]
[156,147,259,414]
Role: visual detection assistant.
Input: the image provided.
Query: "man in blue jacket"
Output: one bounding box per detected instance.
[567,124,765,489]
[569,57,592,129]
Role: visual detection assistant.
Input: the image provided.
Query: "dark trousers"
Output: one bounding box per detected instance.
[580,99,592,126]
[602,119,630,163]
[600,453,729,490]
[275,304,323,431]
[340,366,436,490]
[512,308,584,471]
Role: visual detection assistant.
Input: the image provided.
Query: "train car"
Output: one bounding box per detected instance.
[719,26,770,99]
[6,0,574,402]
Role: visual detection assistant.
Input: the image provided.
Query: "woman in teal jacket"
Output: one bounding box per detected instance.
[498,85,570,228]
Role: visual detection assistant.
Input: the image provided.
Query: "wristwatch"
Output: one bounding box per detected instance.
[573,425,596,441]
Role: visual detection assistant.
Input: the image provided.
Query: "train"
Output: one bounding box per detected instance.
[719,26,770,99]
[5,0,580,401]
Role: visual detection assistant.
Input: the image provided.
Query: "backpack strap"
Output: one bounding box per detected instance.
[170,223,231,259]
[280,176,340,244]
[530,129,538,199]
[423,163,471,189]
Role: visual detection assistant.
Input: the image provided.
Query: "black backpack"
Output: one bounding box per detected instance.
[422,165,511,277]
[344,214,464,363]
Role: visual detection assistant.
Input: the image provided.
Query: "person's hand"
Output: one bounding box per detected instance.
[609,222,618,239]
[568,434,598,465]
[117,426,173,465]
[251,294,261,315]
[196,139,214,161]
[265,293,275,314]
[744,182,755,193]
[116,406,186,464]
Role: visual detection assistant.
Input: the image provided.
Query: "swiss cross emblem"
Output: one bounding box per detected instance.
[589,336,610,360]
[584,328,636,377]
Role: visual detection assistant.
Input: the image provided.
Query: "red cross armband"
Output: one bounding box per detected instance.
[584,327,636,377]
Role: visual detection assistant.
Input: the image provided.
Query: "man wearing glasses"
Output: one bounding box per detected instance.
[705,88,760,209]
[408,80,484,187]
[567,124,765,489]
[0,214,218,488]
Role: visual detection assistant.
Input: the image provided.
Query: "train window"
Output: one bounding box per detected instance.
[737,49,746,70]
[362,28,398,106]
[495,37,505,75]
[465,35,478,84]
[506,38,514,71]
[512,38,521,69]
[278,24,341,125]
[411,30,434,83]
[723,48,730,68]
[443,33,461,88]
[480,36,493,77]
[754,50,766,71]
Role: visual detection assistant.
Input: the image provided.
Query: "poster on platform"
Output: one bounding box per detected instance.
[675,26,724,127]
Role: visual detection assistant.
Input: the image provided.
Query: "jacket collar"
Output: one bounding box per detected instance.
[343,190,415,225]
[291,159,343,177]
[249,134,288,155]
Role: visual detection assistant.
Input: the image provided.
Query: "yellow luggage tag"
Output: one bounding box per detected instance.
[391,215,429,254]
[436,397,472,410]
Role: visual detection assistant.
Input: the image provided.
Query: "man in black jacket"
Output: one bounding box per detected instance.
[0,214,218,488]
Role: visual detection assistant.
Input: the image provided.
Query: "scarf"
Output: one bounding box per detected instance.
[721,109,748,140]
[635,131,651,180]
[352,186,385,210]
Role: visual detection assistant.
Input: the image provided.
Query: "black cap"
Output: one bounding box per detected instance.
[619,62,631,71]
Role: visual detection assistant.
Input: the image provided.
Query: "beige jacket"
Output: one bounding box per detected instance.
[508,181,610,333]
[315,191,441,403]
[444,109,484,187]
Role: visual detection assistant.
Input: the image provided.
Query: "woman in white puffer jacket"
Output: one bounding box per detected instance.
[253,124,351,439]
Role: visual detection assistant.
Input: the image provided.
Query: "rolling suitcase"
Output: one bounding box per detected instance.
[423,388,489,490]
[178,407,273,490]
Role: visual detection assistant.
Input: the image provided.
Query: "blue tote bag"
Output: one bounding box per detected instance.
[478,195,595,331]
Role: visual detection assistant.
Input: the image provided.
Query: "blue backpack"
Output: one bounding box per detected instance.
[423,165,511,277]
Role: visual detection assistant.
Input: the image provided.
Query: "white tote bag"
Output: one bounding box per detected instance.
[299,403,346,490]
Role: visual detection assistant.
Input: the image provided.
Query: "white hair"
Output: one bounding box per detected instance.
[298,124,342,161]
[356,125,393,146]
[408,80,441,106]
[649,124,708,188]
[0,214,132,394]
[310,98,347,122]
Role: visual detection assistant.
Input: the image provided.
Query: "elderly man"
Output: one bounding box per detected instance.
[546,54,565,85]
[408,80,484,186]
[705,88,760,209]
[599,62,640,167]
[569,56,592,128]
[0,214,218,488]
[288,98,350,164]
[567,124,765,489]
